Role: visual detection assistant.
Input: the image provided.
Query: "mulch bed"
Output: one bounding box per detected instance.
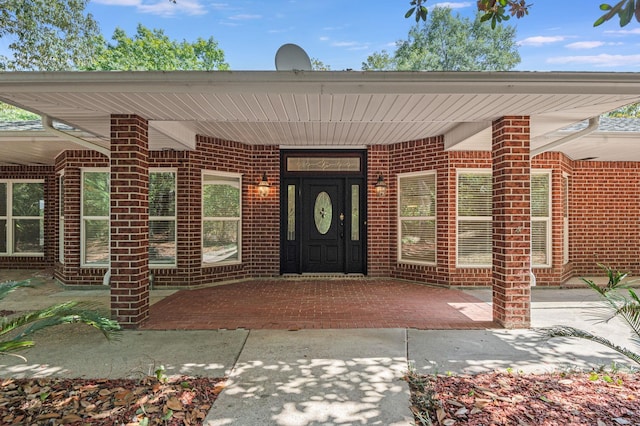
[407,370,640,426]
[0,376,226,425]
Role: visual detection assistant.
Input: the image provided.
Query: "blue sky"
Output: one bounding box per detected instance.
[83,1,640,71]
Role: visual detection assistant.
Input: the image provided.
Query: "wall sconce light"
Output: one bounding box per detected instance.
[257,172,270,197]
[374,175,388,197]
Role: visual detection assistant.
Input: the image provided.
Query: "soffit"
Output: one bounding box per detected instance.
[1,71,640,164]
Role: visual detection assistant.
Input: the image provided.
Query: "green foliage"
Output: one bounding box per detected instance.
[361,51,394,71]
[406,1,640,29]
[0,103,39,121]
[311,58,331,71]
[0,0,100,70]
[365,7,520,71]
[607,104,640,118]
[406,0,531,28]
[0,280,120,355]
[85,24,228,71]
[543,264,640,366]
[595,1,640,27]
[154,364,168,383]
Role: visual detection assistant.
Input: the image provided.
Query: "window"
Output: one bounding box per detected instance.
[531,172,551,267]
[398,172,436,264]
[202,172,241,265]
[81,169,177,267]
[149,170,176,267]
[0,180,44,256]
[563,173,569,265]
[82,169,110,266]
[456,170,551,268]
[457,171,492,267]
[59,173,64,263]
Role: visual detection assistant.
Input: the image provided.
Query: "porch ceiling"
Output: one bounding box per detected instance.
[1,70,640,165]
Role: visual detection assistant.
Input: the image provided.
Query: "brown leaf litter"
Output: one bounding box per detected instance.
[407,370,640,426]
[0,375,226,425]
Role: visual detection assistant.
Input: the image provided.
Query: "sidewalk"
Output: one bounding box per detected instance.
[0,275,636,425]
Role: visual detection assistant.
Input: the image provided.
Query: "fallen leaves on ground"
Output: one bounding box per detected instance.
[0,375,226,425]
[407,370,640,426]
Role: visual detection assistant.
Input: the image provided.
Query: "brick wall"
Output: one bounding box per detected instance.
[570,160,640,275]
[367,145,392,276]
[5,131,640,289]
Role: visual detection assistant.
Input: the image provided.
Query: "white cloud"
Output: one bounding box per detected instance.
[268,27,294,34]
[332,41,359,47]
[547,53,640,67]
[331,41,370,51]
[432,2,472,9]
[93,0,207,16]
[319,36,329,41]
[93,0,140,5]
[565,41,605,49]
[228,14,262,20]
[604,28,640,35]
[518,36,566,46]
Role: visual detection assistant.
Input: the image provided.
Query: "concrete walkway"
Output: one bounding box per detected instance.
[0,274,638,425]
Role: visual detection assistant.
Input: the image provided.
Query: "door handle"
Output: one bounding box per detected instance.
[339,212,344,238]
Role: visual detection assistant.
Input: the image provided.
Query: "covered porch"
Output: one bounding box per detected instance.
[1,71,640,330]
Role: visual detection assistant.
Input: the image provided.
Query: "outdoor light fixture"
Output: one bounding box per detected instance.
[257,172,270,197]
[374,175,388,197]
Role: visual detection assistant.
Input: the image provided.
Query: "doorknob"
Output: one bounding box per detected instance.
[339,213,344,238]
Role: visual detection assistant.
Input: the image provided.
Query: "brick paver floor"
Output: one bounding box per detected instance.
[142,278,498,330]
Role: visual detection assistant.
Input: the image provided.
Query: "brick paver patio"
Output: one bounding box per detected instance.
[142,278,497,330]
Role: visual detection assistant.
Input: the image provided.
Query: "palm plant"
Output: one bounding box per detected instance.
[1,279,120,354]
[543,264,640,366]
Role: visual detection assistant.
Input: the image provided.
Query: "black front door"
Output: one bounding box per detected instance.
[301,179,344,273]
[281,175,366,274]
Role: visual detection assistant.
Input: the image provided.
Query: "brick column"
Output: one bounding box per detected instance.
[367,145,392,277]
[492,116,531,328]
[110,115,150,328]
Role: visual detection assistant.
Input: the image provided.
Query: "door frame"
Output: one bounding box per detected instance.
[279,149,368,275]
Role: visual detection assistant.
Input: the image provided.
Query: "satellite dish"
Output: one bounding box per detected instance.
[275,43,312,71]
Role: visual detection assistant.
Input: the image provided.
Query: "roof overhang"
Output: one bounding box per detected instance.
[1,70,640,165]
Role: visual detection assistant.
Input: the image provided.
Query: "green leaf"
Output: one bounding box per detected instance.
[162,409,174,421]
[405,7,415,19]
[589,372,600,381]
[594,16,607,26]
[600,3,613,9]
[620,0,634,25]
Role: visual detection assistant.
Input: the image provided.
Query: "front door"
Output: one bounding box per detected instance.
[301,178,344,273]
[280,151,366,274]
